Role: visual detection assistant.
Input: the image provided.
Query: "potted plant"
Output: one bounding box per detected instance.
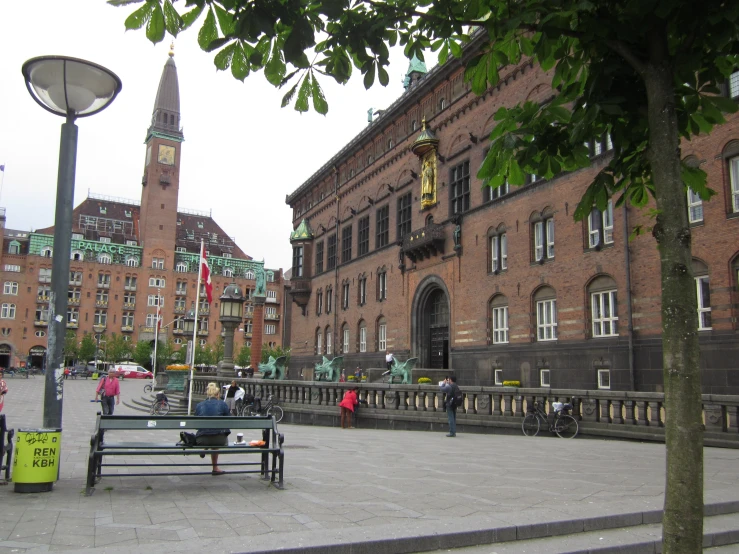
[502,380,521,389]
[417,377,432,384]
[165,364,190,391]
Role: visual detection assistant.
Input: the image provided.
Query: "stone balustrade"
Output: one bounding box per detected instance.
[184,376,739,448]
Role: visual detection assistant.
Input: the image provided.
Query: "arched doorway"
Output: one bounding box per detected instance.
[29,346,46,370]
[0,344,11,369]
[411,277,451,369]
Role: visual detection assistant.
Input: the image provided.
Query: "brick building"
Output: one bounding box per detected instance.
[285,41,739,394]
[0,51,284,370]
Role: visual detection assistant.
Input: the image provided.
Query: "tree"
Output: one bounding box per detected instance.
[194,343,214,367]
[213,336,224,365]
[155,338,175,371]
[78,333,96,365]
[63,331,79,366]
[235,344,251,368]
[133,341,153,369]
[106,333,132,365]
[112,1,739,549]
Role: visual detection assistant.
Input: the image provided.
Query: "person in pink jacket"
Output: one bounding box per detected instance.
[338,387,359,429]
[95,373,121,415]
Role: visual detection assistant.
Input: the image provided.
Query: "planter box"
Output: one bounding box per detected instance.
[165,370,187,391]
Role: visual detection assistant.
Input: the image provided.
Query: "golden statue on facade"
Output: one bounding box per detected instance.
[412,118,440,210]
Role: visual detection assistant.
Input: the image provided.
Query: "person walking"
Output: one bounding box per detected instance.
[95,372,121,415]
[439,376,459,437]
[0,371,8,413]
[224,380,239,414]
[195,382,231,475]
[338,387,359,429]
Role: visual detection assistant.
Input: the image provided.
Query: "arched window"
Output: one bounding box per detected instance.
[377,316,387,351]
[723,140,739,214]
[71,250,84,261]
[126,256,139,267]
[411,119,418,132]
[245,270,255,280]
[97,253,112,264]
[588,275,618,338]
[316,328,323,355]
[175,261,188,272]
[439,97,446,111]
[489,294,509,344]
[530,208,555,262]
[533,286,557,341]
[41,246,53,258]
[488,224,507,273]
[693,259,711,330]
[325,326,333,355]
[341,323,350,354]
[387,138,393,150]
[224,267,234,278]
[358,319,367,353]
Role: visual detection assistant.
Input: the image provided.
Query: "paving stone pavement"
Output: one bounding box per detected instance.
[1,376,738,553]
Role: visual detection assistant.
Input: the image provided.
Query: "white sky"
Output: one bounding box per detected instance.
[0,0,426,271]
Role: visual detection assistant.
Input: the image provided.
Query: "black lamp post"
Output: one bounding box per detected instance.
[218,284,245,376]
[22,56,122,429]
[183,307,197,364]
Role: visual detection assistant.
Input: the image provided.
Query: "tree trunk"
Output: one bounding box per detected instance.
[643,38,704,553]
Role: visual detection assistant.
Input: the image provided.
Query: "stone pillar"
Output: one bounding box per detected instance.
[250,296,266,371]
[217,320,237,377]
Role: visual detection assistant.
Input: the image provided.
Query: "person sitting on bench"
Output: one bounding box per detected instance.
[195,382,231,475]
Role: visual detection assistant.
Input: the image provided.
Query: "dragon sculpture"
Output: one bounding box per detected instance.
[260,356,287,380]
[314,356,344,382]
[388,357,419,384]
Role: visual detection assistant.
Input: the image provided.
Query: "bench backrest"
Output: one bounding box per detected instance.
[96,414,278,433]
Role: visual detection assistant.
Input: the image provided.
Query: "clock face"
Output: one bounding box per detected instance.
[158,145,175,165]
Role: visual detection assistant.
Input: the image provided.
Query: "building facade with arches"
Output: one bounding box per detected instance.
[285,36,739,394]
[0,52,284,371]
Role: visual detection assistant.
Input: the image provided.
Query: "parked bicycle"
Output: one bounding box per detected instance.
[238,394,283,422]
[522,400,579,439]
[149,392,170,415]
[143,378,157,394]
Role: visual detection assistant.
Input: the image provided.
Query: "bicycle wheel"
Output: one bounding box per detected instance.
[267,405,284,423]
[554,414,579,439]
[522,413,540,437]
[154,401,170,416]
[143,384,153,394]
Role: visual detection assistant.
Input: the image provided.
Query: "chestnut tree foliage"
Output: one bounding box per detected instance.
[110,0,739,550]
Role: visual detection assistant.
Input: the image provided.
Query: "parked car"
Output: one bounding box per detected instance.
[108,364,153,379]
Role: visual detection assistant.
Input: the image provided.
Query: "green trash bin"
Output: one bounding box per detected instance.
[12,428,62,493]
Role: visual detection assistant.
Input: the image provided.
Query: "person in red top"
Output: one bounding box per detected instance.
[338,387,359,429]
[94,373,121,415]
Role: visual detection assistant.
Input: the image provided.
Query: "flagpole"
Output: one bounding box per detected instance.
[0,164,5,204]
[152,288,160,385]
[188,239,204,415]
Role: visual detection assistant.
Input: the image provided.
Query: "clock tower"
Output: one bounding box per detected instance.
[140,45,184,265]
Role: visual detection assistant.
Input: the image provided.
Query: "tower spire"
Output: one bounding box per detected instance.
[146,49,183,142]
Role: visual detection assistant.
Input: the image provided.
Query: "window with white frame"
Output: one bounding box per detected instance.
[494,369,503,385]
[267,290,276,299]
[245,270,255,280]
[687,188,703,223]
[534,286,557,341]
[149,277,165,288]
[3,282,18,295]
[97,253,111,264]
[97,273,111,287]
[145,313,157,328]
[147,294,164,307]
[342,282,350,310]
[125,256,138,267]
[533,215,554,261]
[152,257,164,269]
[8,241,20,255]
[265,324,276,335]
[358,276,367,305]
[598,369,611,389]
[41,246,53,258]
[540,369,551,387]
[696,275,712,330]
[35,307,49,322]
[124,275,137,289]
[731,155,739,213]
[1,304,15,319]
[378,270,387,300]
[490,230,507,273]
[589,276,619,337]
[316,290,323,315]
[94,310,107,326]
[67,308,79,323]
[343,327,350,353]
[39,268,52,283]
[4,265,20,272]
[727,70,739,99]
[122,312,134,327]
[175,262,188,272]
[378,319,387,351]
[326,328,332,355]
[316,330,323,355]
[490,295,509,344]
[224,268,234,278]
[326,286,333,314]
[588,200,614,248]
[359,322,367,352]
[35,330,46,338]
[199,339,207,347]
[485,180,509,202]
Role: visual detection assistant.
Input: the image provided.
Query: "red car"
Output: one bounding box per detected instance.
[108,365,153,379]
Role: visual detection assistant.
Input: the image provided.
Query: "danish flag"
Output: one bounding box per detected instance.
[200,242,213,303]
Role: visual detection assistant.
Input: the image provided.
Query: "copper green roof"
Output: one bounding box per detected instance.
[146,52,184,143]
[290,219,314,241]
[403,53,428,89]
[411,119,439,156]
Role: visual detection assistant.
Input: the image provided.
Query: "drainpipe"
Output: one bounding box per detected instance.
[623,203,636,391]
[333,167,340,359]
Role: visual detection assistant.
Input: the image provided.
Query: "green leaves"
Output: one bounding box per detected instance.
[197,8,218,50]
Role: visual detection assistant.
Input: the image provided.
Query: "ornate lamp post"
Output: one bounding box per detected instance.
[218,284,245,376]
[22,56,121,429]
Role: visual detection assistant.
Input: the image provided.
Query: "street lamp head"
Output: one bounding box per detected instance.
[22,56,122,120]
[220,283,245,320]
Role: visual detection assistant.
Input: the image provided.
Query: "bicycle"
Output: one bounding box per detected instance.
[240,394,283,423]
[522,400,579,439]
[149,392,170,415]
[143,378,157,394]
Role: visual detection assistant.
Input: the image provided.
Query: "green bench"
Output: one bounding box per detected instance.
[86,414,284,495]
